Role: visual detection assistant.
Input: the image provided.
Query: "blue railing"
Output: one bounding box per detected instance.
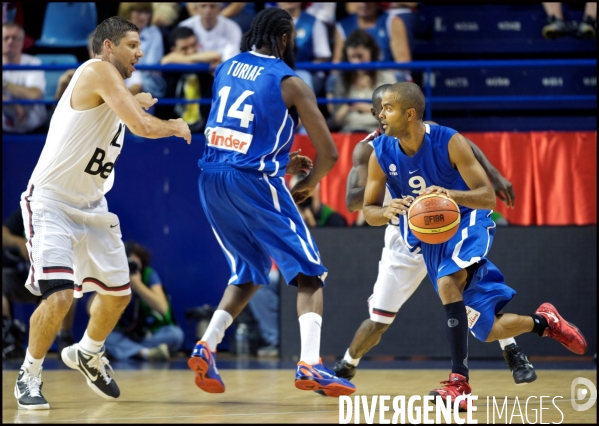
[3,59,596,121]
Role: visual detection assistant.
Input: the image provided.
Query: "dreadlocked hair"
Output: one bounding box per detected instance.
[240,8,293,58]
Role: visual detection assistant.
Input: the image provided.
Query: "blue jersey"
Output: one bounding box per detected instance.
[373,123,476,220]
[202,51,298,177]
[337,13,393,62]
[295,12,317,62]
[374,124,515,342]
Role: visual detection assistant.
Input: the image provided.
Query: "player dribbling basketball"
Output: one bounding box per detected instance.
[363,82,587,412]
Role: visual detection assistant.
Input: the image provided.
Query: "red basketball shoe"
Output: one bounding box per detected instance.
[535,303,587,355]
[429,373,472,412]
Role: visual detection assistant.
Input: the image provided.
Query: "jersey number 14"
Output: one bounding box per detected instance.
[216,86,255,128]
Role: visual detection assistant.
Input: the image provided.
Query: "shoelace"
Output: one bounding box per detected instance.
[87,354,114,385]
[507,350,529,371]
[23,373,43,398]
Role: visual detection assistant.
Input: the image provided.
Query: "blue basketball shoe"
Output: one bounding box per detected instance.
[295,359,356,397]
[188,341,225,393]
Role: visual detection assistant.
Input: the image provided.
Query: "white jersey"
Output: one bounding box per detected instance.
[28,59,125,202]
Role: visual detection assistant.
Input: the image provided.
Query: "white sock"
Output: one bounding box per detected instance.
[299,312,322,365]
[343,348,361,367]
[79,330,104,354]
[201,309,233,352]
[22,349,44,377]
[498,338,517,350]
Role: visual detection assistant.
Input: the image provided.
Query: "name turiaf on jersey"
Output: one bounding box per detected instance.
[227,61,265,81]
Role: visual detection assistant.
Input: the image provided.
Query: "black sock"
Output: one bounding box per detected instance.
[444,301,469,379]
[531,314,548,336]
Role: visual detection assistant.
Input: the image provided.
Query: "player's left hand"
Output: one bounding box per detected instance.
[490,173,515,209]
[286,149,313,175]
[290,177,317,204]
[135,92,158,110]
[420,185,452,198]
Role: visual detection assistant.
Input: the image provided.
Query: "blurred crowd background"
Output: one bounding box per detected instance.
[2,3,596,361]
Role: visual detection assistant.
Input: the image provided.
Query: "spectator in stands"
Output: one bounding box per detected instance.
[304,3,337,25]
[118,3,166,98]
[387,2,419,54]
[327,30,396,133]
[219,3,257,33]
[161,26,221,67]
[2,209,77,358]
[542,2,596,39]
[2,22,47,134]
[292,174,348,227]
[179,2,242,62]
[277,3,332,94]
[333,3,411,67]
[160,26,221,131]
[96,241,184,361]
[151,3,181,29]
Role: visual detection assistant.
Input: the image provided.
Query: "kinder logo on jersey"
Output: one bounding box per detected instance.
[207,127,253,154]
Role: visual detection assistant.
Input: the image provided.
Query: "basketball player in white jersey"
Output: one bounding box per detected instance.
[14,17,191,410]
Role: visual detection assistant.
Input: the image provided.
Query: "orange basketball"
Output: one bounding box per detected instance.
[407,194,461,244]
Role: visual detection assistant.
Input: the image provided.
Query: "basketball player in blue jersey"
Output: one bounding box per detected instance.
[363,82,587,411]
[187,8,355,397]
[325,84,536,389]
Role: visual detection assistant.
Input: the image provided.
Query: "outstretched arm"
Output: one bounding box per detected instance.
[85,61,191,144]
[346,142,374,212]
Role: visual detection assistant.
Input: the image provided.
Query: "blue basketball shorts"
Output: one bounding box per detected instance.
[198,162,327,287]
[421,209,516,341]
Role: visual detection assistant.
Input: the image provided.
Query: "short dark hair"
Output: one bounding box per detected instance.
[124,241,152,270]
[169,26,196,48]
[240,8,293,58]
[92,16,139,55]
[386,82,426,119]
[372,84,391,103]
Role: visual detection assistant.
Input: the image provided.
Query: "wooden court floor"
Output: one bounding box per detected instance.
[2,368,596,423]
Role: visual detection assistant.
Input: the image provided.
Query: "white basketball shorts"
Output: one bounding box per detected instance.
[20,184,130,298]
[368,225,428,324]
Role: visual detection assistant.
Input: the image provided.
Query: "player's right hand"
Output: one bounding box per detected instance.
[384,197,413,218]
[169,118,192,144]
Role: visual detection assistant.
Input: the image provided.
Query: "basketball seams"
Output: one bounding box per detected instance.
[407,194,461,244]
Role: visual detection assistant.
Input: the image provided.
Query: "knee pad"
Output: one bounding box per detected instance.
[39,279,74,300]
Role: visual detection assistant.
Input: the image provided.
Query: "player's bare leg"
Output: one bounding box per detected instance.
[217,282,262,318]
[60,292,130,400]
[486,307,586,354]
[348,319,390,359]
[296,273,322,316]
[86,293,131,341]
[28,290,74,359]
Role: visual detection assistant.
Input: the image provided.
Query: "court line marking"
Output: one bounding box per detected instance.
[25,398,597,423]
